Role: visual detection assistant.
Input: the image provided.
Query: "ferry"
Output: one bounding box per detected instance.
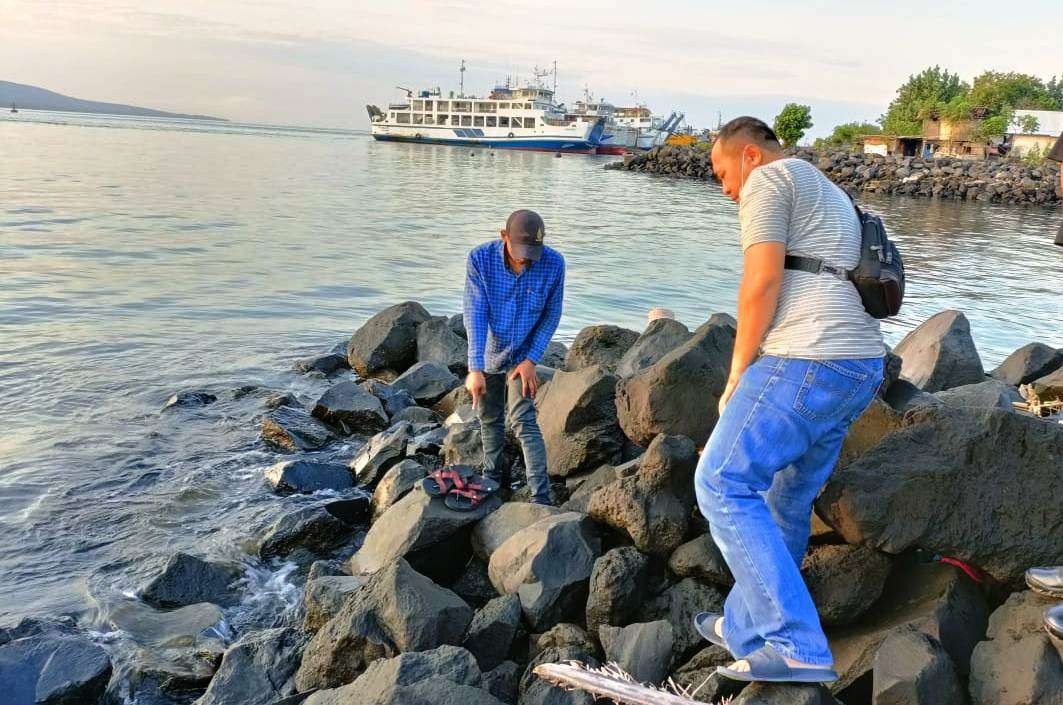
[566,92,684,154]
[366,81,604,154]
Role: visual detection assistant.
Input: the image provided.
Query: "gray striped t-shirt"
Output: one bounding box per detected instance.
[738,158,884,359]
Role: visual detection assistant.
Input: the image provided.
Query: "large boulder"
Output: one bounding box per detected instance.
[535,365,624,478]
[487,512,601,631]
[599,621,675,685]
[826,558,988,693]
[471,502,562,561]
[293,350,349,376]
[371,459,428,520]
[667,535,733,587]
[933,379,1022,411]
[733,683,843,705]
[418,316,469,376]
[893,310,985,392]
[520,646,598,705]
[312,381,389,435]
[106,599,225,648]
[615,319,693,378]
[838,397,905,467]
[442,421,484,467]
[462,594,524,671]
[585,546,654,633]
[802,544,892,627]
[639,578,726,661]
[258,504,356,561]
[302,574,368,632]
[586,434,698,556]
[615,318,734,447]
[391,361,461,406]
[483,661,521,704]
[818,406,1063,583]
[0,629,112,705]
[139,552,243,609]
[162,390,217,412]
[542,341,568,369]
[261,406,334,452]
[350,422,413,487]
[990,342,1063,386]
[196,627,305,705]
[350,487,500,582]
[565,325,639,373]
[1031,366,1063,401]
[294,558,473,691]
[670,647,745,703]
[968,590,1063,705]
[560,463,621,514]
[266,460,355,495]
[347,302,432,377]
[361,379,418,418]
[872,628,964,705]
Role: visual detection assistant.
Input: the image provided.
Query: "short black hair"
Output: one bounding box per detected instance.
[717,116,781,150]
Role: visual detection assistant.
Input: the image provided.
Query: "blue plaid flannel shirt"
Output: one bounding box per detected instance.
[463,240,565,373]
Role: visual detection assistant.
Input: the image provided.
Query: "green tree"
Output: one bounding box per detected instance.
[813,121,881,151]
[967,71,1056,115]
[1047,75,1063,109]
[1016,114,1041,134]
[880,66,968,135]
[773,103,813,147]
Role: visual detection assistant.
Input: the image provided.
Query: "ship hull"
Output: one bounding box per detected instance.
[371,133,595,153]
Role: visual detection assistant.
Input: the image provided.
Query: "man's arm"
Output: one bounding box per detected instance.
[728,242,785,384]
[463,255,489,372]
[525,262,565,364]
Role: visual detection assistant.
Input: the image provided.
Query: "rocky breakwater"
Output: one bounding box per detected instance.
[607,145,1062,206]
[7,302,1063,705]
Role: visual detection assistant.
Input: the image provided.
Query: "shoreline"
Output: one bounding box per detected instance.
[607,144,1063,208]
[3,302,1061,705]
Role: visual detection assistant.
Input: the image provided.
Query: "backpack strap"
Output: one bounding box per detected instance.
[784,255,850,280]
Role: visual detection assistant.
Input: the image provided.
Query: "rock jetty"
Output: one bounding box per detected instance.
[5,302,1062,705]
[607,145,1062,206]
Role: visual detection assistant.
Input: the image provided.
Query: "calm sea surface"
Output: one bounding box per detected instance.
[1,111,1060,636]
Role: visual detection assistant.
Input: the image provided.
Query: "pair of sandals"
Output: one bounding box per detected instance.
[693,612,838,683]
[421,464,500,511]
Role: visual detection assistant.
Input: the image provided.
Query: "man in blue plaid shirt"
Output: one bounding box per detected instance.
[463,209,565,505]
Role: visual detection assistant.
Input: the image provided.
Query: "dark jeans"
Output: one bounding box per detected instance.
[476,372,551,505]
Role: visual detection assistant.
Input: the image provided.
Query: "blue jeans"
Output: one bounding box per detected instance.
[477,371,552,505]
[694,355,883,665]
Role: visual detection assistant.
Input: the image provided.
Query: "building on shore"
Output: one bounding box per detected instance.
[860,107,998,160]
[1007,110,1063,157]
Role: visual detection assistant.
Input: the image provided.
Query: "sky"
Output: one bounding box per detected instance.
[2,0,1060,138]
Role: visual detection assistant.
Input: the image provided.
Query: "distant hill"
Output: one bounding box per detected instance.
[0,81,226,121]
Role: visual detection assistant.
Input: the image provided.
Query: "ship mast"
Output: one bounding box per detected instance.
[459,59,466,98]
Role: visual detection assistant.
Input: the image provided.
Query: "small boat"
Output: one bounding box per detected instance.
[10,103,18,113]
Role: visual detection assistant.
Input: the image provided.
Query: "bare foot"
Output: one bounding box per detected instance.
[715,617,725,639]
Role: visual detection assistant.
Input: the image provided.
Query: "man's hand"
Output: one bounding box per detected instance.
[718,375,740,417]
[508,359,539,399]
[466,370,486,409]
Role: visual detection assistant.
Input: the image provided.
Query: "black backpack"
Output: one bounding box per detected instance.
[784,200,905,319]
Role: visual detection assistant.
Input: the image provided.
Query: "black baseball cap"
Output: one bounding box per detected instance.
[505,209,545,261]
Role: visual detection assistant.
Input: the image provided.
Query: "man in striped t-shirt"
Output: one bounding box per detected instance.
[692,117,885,684]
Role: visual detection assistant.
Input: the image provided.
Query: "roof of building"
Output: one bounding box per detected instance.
[1010,109,1063,137]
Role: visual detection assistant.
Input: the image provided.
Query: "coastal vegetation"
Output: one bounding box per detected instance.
[771,103,813,147]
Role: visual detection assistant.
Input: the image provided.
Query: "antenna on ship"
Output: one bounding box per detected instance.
[552,60,557,95]
[459,59,466,98]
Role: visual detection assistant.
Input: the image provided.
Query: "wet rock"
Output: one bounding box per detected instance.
[733,682,843,704]
[667,535,733,587]
[163,390,217,411]
[1031,366,1063,401]
[347,301,432,377]
[471,502,562,560]
[968,590,1063,705]
[371,459,428,520]
[616,318,734,447]
[350,487,501,582]
[350,422,413,487]
[934,379,1022,411]
[304,645,482,705]
[391,361,461,406]
[542,340,568,369]
[535,365,624,478]
[262,406,334,452]
[443,420,484,467]
[360,379,418,418]
[616,318,693,378]
[803,544,892,626]
[838,397,905,466]
[266,460,355,495]
[0,629,112,705]
[129,646,217,699]
[318,495,371,525]
[312,381,389,435]
[259,505,354,561]
[818,406,1063,582]
[585,546,654,633]
[302,574,368,632]
[565,324,639,373]
[670,646,743,703]
[599,620,675,685]
[463,594,523,671]
[197,627,306,705]
[488,512,601,631]
[639,578,726,661]
[483,660,521,704]
[872,628,964,705]
[406,425,446,457]
[519,645,599,705]
[294,351,349,375]
[107,599,225,648]
[990,342,1063,386]
[264,392,300,410]
[390,405,440,426]
[826,558,988,692]
[139,552,243,609]
[587,434,698,556]
[418,316,469,376]
[893,310,985,392]
[294,558,473,691]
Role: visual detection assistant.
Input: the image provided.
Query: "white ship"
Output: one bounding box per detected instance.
[366,64,604,154]
[565,91,684,153]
